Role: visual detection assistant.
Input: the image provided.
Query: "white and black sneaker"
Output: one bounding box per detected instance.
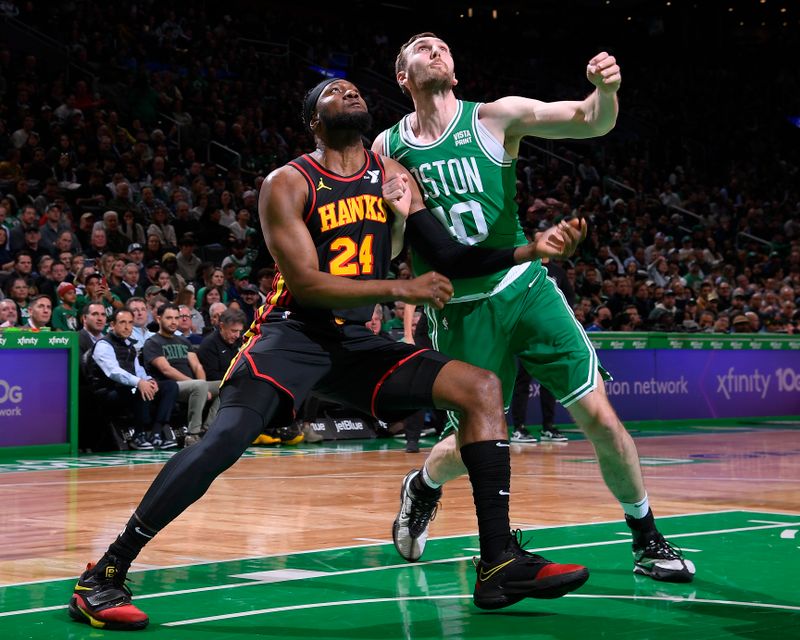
[150,432,177,450]
[129,433,154,450]
[392,470,441,562]
[159,435,177,450]
[511,427,537,443]
[540,427,568,442]
[633,533,695,582]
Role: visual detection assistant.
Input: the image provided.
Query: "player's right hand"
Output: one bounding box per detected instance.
[400,271,453,309]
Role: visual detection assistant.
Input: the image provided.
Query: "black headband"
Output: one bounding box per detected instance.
[302,78,339,131]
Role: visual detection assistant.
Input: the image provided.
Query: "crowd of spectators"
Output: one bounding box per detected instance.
[0,2,796,342]
[0,0,798,447]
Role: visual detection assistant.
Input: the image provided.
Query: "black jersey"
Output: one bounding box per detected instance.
[264,148,392,326]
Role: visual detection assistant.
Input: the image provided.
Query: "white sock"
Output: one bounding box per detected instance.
[421,464,442,489]
[621,493,649,520]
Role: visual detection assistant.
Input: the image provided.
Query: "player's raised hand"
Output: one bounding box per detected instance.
[400,271,454,309]
[382,173,413,219]
[586,52,621,93]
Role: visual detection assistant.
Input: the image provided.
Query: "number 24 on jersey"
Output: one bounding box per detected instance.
[329,235,374,276]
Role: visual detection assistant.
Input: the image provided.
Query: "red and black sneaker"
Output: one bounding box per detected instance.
[68,556,149,630]
[473,530,589,610]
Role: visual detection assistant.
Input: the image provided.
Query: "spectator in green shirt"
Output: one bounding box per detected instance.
[52,282,80,331]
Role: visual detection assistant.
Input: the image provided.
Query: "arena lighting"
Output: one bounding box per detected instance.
[787,116,800,128]
[307,65,345,79]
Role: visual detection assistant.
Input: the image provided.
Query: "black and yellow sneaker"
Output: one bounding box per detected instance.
[68,556,149,630]
[277,423,305,445]
[473,530,589,610]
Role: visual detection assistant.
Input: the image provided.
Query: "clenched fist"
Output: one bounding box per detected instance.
[382,173,412,219]
[586,52,621,93]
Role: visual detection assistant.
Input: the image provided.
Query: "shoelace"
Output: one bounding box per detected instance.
[407,492,440,537]
[115,578,135,598]
[506,529,549,562]
[642,533,685,561]
[90,560,136,598]
[471,529,547,568]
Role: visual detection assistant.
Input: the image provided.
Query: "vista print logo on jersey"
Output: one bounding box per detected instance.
[453,129,473,146]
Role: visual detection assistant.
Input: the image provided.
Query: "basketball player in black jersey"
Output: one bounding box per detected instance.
[68,78,588,630]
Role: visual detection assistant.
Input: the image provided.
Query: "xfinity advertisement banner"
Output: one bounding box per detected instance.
[522,349,800,424]
[0,350,69,446]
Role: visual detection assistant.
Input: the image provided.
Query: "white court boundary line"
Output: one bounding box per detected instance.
[3,516,800,619]
[3,508,798,588]
[163,593,800,626]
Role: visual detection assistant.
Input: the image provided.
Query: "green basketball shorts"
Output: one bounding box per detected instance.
[426,262,611,431]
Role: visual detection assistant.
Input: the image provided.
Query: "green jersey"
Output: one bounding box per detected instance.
[51,305,78,331]
[382,100,534,301]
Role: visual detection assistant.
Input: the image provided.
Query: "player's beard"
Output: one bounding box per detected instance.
[414,65,455,94]
[320,109,373,135]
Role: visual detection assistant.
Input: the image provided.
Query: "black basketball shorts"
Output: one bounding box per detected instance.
[220,317,451,428]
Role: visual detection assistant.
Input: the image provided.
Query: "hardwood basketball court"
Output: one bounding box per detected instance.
[1,422,799,638]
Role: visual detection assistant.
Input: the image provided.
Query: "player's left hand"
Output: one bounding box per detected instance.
[524,218,587,261]
[586,52,621,93]
[382,173,412,219]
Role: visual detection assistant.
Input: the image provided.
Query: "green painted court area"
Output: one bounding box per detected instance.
[2,511,798,639]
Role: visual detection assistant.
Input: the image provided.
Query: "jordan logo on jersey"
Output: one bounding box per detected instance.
[317,178,333,191]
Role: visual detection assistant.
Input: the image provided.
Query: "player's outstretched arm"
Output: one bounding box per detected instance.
[259,166,452,310]
[481,52,620,141]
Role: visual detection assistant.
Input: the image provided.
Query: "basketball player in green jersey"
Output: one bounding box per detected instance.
[373,33,695,583]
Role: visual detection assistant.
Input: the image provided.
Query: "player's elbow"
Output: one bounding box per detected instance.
[592,118,617,137]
